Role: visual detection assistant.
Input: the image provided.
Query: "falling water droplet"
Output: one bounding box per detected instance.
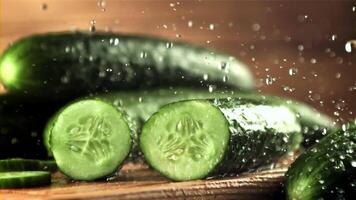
[331,34,337,41]
[188,20,193,27]
[351,161,356,167]
[265,77,274,85]
[345,40,356,53]
[166,42,173,48]
[203,74,209,81]
[209,24,215,30]
[252,23,261,31]
[288,68,298,76]
[208,85,214,93]
[310,58,317,64]
[89,19,96,32]
[97,0,106,11]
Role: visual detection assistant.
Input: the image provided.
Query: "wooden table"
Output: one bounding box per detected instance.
[0,162,289,199]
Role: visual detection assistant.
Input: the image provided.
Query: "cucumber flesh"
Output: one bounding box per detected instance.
[50,99,131,181]
[0,171,51,188]
[140,100,230,181]
[140,99,301,181]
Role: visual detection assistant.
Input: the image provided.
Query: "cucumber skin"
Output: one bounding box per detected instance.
[285,122,356,200]
[208,98,302,175]
[0,171,51,189]
[0,32,253,97]
[0,158,57,172]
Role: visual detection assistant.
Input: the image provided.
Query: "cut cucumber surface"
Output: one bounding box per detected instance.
[140,99,301,181]
[0,171,51,188]
[140,100,230,181]
[50,99,131,181]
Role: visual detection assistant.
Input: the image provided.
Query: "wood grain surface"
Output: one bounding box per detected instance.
[0,162,289,200]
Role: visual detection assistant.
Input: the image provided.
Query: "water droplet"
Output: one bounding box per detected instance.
[188,20,193,27]
[319,179,325,184]
[353,6,356,12]
[220,62,227,70]
[138,97,143,103]
[97,0,106,11]
[140,51,147,58]
[252,23,261,31]
[222,75,228,82]
[209,24,215,30]
[333,111,340,117]
[114,38,119,45]
[288,68,298,76]
[351,161,356,167]
[335,73,341,79]
[89,19,96,32]
[41,3,48,10]
[166,42,173,48]
[265,76,275,85]
[297,45,304,51]
[339,155,345,160]
[331,34,337,41]
[175,34,181,38]
[203,74,209,80]
[345,40,356,53]
[208,85,215,93]
[310,58,317,64]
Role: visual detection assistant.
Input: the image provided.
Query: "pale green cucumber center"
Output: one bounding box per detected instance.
[51,100,131,180]
[140,100,229,181]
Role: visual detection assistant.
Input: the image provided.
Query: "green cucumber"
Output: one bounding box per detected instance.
[285,122,356,200]
[0,171,51,188]
[0,158,57,172]
[140,98,302,181]
[50,99,131,180]
[0,32,253,98]
[98,88,333,148]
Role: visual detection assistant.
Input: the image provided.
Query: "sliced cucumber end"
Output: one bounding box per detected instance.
[51,99,132,180]
[0,171,51,188]
[140,100,230,181]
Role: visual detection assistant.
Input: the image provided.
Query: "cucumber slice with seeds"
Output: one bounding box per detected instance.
[0,171,51,188]
[50,99,131,181]
[140,99,302,181]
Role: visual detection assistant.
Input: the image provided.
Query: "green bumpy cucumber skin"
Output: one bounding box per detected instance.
[99,88,333,151]
[0,32,253,98]
[285,122,356,200]
[210,98,302,175]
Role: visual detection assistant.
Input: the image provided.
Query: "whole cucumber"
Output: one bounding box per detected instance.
[285,122,356,200]
[0,32,253,98]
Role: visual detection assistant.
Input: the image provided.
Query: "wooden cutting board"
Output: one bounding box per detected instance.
[0,161,290,200]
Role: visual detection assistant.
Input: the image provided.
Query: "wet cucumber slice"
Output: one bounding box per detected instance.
[0,171,51,188]
[0,158,57,172]
[50,100,131,181]
[140,100,230,181]
[140,99,301,181]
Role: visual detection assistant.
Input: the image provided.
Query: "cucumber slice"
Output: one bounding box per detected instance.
[0,158,57,172]
[0,158,39,172]
[0,171,51,188]
[50,99,131,181]
[141,100,230,181]
[140,99,301,181]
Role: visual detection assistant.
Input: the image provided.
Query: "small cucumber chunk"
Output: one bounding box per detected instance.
[140,100,230,181]
[0,171,51,188]
[50,100,131,181]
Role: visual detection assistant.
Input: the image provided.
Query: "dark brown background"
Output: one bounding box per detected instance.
[1,0,356,123]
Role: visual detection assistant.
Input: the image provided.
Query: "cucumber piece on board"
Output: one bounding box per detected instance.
[0,171,51,188]
[0,32,253,98]
[0,158,57,172]
[50,99,131,180]
[140,98,302,181]
[285,122,356,200]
